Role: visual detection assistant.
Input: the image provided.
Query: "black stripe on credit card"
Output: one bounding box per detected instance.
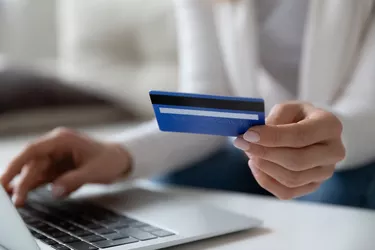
[150,94,264,112]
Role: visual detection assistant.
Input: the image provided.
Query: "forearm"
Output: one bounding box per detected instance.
[111,119,227,179]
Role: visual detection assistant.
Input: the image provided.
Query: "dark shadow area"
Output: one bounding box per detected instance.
[0,68,111,114]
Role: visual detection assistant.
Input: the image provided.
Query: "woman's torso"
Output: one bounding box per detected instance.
[257,0,309,98]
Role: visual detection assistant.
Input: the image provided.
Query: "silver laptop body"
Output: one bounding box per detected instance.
[0,184,261,250]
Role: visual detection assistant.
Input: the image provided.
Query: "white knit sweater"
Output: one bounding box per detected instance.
[113,0,375,179]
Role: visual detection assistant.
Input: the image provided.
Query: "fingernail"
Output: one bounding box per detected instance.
[233,138,250,150]
[52,185,65,198]
[243,131,260,143]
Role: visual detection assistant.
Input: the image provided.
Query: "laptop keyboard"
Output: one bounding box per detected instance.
[18,200,175,250]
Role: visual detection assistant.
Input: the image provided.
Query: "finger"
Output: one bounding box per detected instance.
[1,129,74,188]
[250,166,320,200]
[13,158,50,206]
[244,111,342,148]
[266,102,310,125]
[249,157,334,188]
[52,166,94,198]
[14,179,48,207]
[1,181,14,194]
[240,139,345,171]
[3,184,14,196]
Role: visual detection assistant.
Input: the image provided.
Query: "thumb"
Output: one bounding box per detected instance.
[52,167,91,198]
[267,103,309,125]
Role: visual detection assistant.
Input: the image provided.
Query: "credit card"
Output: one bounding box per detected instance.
[149,90,265,137]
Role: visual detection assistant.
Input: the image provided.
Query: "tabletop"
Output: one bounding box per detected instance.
[1,132,375,250]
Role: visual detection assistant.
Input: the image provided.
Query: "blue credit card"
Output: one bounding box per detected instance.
[150,90,265,137]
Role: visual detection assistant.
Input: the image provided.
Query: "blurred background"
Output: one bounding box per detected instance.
[0,0,177,137]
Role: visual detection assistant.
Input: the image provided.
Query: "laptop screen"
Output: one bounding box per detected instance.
[0,185,40,250]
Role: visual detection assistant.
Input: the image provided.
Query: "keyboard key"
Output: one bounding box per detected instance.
[28,210,59,223]
[23,217,40,224]
[67,241,98,250]
[64,225,84,233]
[38,204,68,217]
[105,221,130,229]
[75,230,94,237]
[44,216,66,225]
[28,202,54,214]
[33,225,55,234]
[93,238,138,248]
[48,231,70,238]
[57,202,84,213]
[74,218,93,226]
[113,224,130,230]
[152,230,175,237]
[119,228,157,241]
[30,230,47,240]
[85,209,116,219]
[60,213,81,221]
[118,217,137,224]
[54,221,76,229]
[94,217,117,224]
[37,204,61,215]
[18,207,31,215]
[52,244,71,250]
[141,226,160,232]
[58,236,80,243]
[95,213,130,223]
[28,189,47,201]
[129,221,148,228]
[39,225,58,234]
[87,212,114,220]
[93,228,116,235]
[89,207,118,217]
[19,212,32,219]
[29,221,47,228]
[41,238,59,246]
[82,235,106,243]
[19,211,31,217]
[84,223,103,230]
[104,233,129,241]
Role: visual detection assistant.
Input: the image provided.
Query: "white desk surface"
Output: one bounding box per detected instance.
[1,130,375,250]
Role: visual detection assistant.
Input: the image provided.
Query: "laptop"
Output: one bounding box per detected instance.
[0,183,262,250]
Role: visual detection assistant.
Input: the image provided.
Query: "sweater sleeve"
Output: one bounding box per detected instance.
[317,14,375,170]
[111,0,232,179]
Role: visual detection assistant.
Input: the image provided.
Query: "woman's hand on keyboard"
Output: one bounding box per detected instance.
[0,127,132,207]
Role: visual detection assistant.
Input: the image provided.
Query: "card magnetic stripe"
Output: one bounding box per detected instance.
[150,91,264,112]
